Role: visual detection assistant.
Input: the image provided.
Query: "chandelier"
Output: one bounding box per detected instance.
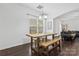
[37,5,48,20]
[37,5,48,33]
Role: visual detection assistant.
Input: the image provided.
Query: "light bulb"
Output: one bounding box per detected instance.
[38,16,42,19]
[44,15,47,19]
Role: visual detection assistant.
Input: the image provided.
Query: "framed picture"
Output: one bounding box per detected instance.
[47,21,52,30]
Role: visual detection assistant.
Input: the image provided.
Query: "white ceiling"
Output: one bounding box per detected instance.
[21,3,79,19]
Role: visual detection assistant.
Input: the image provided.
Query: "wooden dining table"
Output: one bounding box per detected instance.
[26,33,57,55]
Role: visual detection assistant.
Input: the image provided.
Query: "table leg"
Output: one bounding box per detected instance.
[31,37,33,55]
[59,40,62,52]
[37,37,40,55]
[52,34,54,40]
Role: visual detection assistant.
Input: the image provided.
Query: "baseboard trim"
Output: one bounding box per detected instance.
[0,43,30,56]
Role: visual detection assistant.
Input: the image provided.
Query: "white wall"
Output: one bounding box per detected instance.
[53,19,61,35]
[53,13,79,35]
[0,3,39,50]
[62,17,79,31]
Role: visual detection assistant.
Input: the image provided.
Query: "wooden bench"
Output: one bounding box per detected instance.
[39,38,62,55]
[40,38,61,48]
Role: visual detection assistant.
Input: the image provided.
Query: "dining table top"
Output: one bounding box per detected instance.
[26,33,57,38]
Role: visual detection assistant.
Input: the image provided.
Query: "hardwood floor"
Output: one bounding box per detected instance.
[59,38,79,56]
[0,44,31,56]
[1,38,79,56]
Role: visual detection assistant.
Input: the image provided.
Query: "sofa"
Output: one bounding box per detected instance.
[61,31,76,41]
[74,31,79,37]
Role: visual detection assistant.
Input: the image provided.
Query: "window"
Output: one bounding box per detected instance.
[29,18,43,34]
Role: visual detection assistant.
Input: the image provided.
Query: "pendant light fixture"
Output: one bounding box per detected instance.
[37,5,48,33]
[37,5,48,20]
